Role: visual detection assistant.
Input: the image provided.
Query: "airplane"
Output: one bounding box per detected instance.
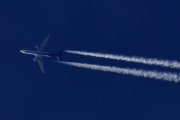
[20,35,62,73]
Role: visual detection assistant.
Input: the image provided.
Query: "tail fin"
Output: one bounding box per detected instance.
[57,50,63,62]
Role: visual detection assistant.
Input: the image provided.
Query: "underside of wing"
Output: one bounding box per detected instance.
[36,56,45,73]
[37,35,50,52]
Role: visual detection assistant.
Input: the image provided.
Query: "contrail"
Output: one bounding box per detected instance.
[59,61,180,83]
[65,50,180,69]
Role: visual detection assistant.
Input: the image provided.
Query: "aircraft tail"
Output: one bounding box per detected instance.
[43,50,63,61]
[57,50,63,62]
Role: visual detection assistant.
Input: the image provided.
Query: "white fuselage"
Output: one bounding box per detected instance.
[20,49,50,57]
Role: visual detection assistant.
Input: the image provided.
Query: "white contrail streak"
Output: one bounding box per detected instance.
[65,50,180,69]
[60,61,180,83]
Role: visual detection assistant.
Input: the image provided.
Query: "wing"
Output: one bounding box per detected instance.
[36,55,45,73]
[37,35,50,52]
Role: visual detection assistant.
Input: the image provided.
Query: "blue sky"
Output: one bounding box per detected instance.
[1,0,180,119]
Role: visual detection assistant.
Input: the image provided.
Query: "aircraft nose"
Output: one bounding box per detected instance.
[20,50,25,53]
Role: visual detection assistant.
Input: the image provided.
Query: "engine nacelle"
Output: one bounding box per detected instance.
[33,58,37,61]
